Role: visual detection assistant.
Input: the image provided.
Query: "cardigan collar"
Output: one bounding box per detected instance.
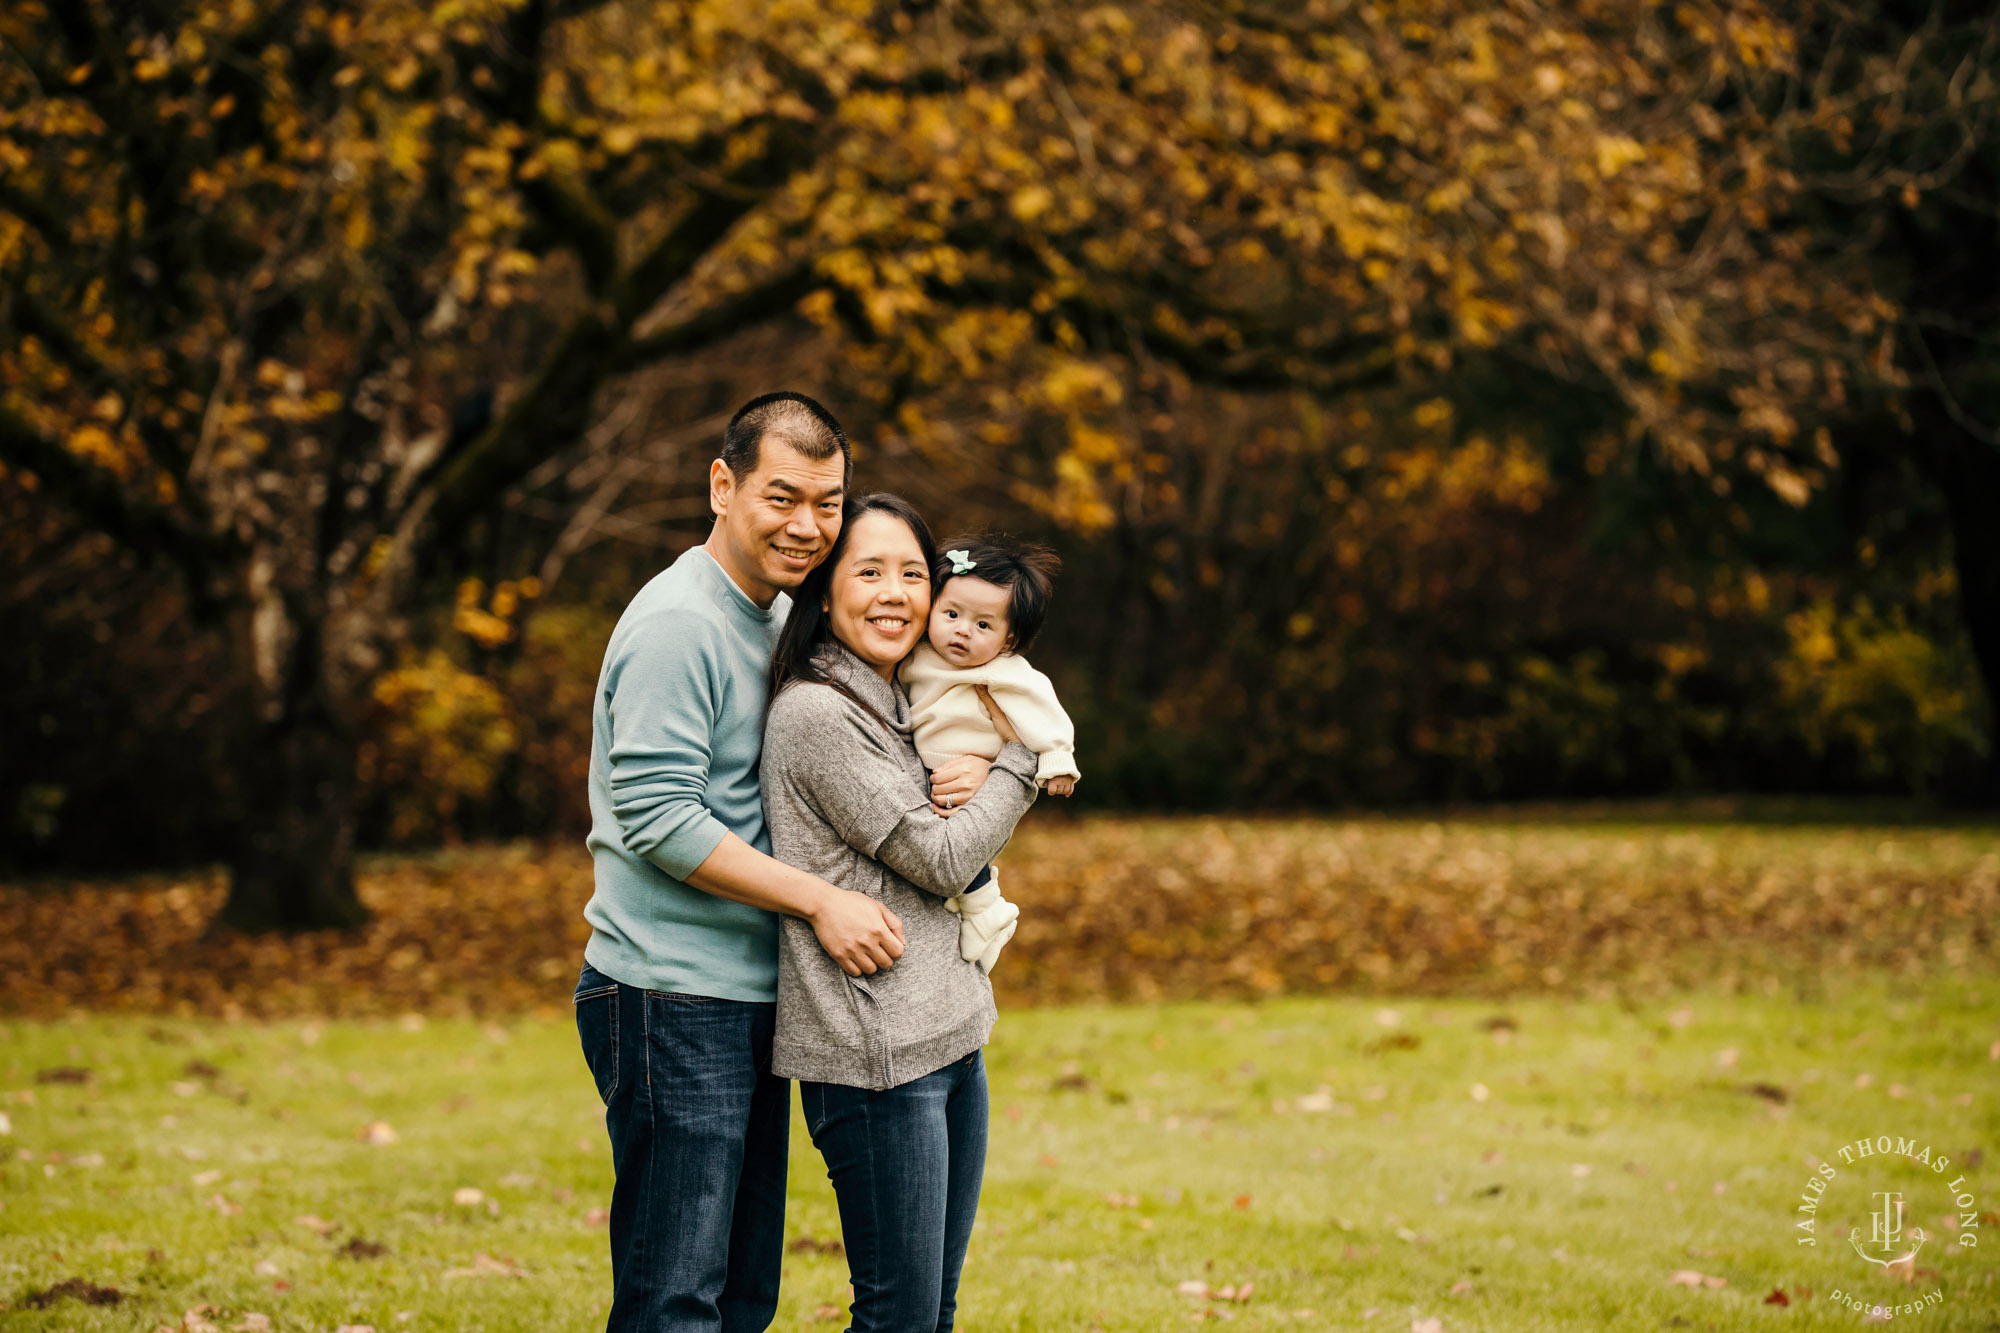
[817,639,915,734]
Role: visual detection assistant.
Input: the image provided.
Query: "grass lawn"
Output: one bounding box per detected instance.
[2,979,1995,1331]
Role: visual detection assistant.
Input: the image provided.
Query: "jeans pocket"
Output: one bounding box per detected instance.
[576,985,619,1104]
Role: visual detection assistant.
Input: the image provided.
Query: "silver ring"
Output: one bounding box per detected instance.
[945,797,955,809]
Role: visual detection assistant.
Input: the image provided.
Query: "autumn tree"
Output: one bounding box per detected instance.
[1,0,1911,928]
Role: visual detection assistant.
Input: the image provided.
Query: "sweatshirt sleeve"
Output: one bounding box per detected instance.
[772,684,1038,897]
[602,613,733,880]
[983,656,1080,782]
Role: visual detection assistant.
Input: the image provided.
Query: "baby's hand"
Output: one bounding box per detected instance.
[1045,776,1076,797]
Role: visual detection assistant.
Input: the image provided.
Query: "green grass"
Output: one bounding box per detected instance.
[1,979,1995,1331]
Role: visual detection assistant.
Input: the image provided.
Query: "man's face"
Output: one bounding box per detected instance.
[708,438,846,603]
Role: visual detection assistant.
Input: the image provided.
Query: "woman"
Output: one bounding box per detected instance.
[761,493,1040,1333]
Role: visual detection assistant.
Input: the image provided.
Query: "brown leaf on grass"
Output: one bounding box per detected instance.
[357,1121,397,1145]
[294,1215,336,1235]
[1233,1193,1252,1210]
[584,1208,610,1226]
[339,1237,387,1259]
[787,1235,844,1256]
[35,1067,92,1084]
[812,1305,843,1321]
[23,1278,123,1307]
[442,1252,523,1279]
[1668,1270,1726,1289]
[1764,1288,1790,1306]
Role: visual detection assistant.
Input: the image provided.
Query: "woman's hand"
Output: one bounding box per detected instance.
[930,754,991,816]
[975,684,1023,746]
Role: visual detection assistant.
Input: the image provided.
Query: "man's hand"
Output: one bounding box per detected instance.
[930,753,993,817]
[1045,775,1076,797]
[809,888,906,976]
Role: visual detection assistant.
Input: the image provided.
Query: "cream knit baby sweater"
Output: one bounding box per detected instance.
[900,642,1080,785]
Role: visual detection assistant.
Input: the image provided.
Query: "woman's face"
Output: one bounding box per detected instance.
[825,512,932,679]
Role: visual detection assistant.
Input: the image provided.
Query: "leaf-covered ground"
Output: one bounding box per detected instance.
[1,814,1995,1019]
[0,982,1994,1331]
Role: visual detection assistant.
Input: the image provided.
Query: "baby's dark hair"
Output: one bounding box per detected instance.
[932,536,1061,654]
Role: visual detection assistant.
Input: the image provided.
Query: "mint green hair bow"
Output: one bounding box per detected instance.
[946,549,977,575]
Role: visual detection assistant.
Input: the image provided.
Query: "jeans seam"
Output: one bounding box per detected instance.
[605,987,620,1100]
[630,988,654,1317]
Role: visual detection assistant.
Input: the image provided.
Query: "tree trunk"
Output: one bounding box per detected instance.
[1926,427,2000,802]
[215,572,373,932]
[217,705,369,931]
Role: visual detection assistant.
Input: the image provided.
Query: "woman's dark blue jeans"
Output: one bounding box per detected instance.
[575,963,789,1333]
[801,1050,989,1333]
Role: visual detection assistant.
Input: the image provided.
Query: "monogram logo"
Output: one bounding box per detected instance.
[1851,1189,1927,1268]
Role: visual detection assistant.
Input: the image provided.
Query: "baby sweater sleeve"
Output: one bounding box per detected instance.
[981,654,1081,783]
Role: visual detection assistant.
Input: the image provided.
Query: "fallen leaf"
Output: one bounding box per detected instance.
[1412,1318,1444,1333]
[812,1304,843,1321]
[253,1261,279,1277]
[1177,1280,1211,1298]
[1449,1279,1473,1296]
[294,1214,335,1235]
[232,1317,272,1332]
[1764,1288,1790,1306]
[358,1121,397,1145]
[584,1208,609,1226]
[22,1278,123,1308]
[1233,1193,1253,1210]
[191,1170,222,1186]
[442,1252,524,1279]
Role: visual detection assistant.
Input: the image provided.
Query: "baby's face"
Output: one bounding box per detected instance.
[928,575,1013,668]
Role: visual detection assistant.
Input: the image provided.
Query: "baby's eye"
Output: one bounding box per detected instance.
[976,620,991,630]
[944,609,957,619]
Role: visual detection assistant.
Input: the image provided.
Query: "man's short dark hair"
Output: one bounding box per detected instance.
[721,392,851,483]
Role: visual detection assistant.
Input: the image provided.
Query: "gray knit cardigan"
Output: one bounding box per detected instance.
[762,642,1039,1090]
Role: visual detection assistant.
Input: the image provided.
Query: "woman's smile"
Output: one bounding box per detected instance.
[826,512,934,679]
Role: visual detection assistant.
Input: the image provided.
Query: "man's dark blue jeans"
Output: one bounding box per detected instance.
[800,1050,989,1333]
[575,962,788,1333]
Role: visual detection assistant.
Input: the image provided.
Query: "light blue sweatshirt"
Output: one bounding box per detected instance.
[583,546,790,1001]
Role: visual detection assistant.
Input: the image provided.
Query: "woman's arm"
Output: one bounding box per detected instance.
[769,684,1037,896]
[874,739,1038,894]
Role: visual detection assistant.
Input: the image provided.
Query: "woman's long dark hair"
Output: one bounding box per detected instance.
[768,492,938,726]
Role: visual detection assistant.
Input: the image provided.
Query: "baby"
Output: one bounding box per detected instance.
[901,538,1079,975]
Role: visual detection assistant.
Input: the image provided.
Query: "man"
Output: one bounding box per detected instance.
[575,393,909,1333]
